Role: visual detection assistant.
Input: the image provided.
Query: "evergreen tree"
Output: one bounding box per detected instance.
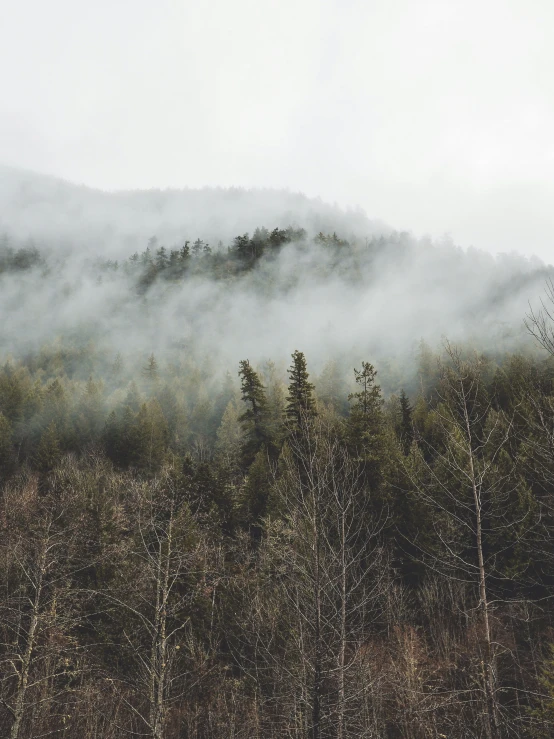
[0,411,13,472]
[285,350,316,430]
[215,399,243,470]
[399,389,414,455]
[346,361,386,491]
[238,360,270,466]
[233,233,251,259]
[155,246,168,271]
[269,227,289,249]
[142,353,159,384]
[123,381,142,412]
[192,238,205,257]
[179,241,190,262]
[317,359,347,413]
[103,409,124,466]
[251,227,269,258]
[240,448,272,529]
[347,362,383,450]
[74,377,105,448]
[140,245,153,266]
[132,400,169,471]
[35,421,61,472]
[262,360,286,445]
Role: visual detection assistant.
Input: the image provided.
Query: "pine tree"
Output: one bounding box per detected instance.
[74,377,105,447]
[238,360,270,466]
[346,361,386,491]
[179,241,190,261]
[285,350,316,430]
[155,246,168,271]
[143,353,159,384]
[269,227,289,249]
[317,359,347,412]
[233,233,251,259]
[348,362,381,425]
[215,399,243,469]
[192,238,205,257]
[399,389,413,455]
[262,360,286,445]
[35,422,61,472]
[133,400,169,471]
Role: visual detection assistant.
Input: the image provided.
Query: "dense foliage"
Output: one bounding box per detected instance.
[2,223,554,738]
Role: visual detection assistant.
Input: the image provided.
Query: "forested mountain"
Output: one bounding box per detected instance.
[2,170,554,738]
[0,165,383,257]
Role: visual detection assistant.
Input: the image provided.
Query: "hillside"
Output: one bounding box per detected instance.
[0,165,386,256]
[2,168,554,738]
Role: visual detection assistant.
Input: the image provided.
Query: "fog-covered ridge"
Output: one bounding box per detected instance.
[0,165,551,388]
[0,165,386,256]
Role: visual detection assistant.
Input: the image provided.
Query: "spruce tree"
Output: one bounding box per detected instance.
[238,360,270,467]
[133,400,169,471]
[35,422,61,472]
[399,389,414,455]
[215,399,243,470]
[192,238,205,257]
[285,350,316,430]
[155,246,168,271]
[234,233,251,259]
[347,361,386,492]
[143,353,159,384]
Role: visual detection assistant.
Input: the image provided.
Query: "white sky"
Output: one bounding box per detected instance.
[1,0,553,260]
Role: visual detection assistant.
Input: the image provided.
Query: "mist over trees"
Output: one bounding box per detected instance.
[2,169,554,737]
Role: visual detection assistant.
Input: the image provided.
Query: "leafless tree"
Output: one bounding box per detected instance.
[0,467,89,739]
[525,278,554,357]
[405,344,535,739]
[234,411,387,738]
[95,470,211,739]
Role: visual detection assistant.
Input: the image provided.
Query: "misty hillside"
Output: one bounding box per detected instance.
[0,166,552,390]
[3,167,554,739]
[0,165,385,256]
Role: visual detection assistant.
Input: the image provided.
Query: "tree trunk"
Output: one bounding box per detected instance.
[9,542,47,739]
[465,406,499,739]
[337,501,347,739]
[311,491,322,739]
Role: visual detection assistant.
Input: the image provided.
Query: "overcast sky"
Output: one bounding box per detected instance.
[1,0,553,260]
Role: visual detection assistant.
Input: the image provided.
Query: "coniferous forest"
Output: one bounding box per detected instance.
[3,190,554,738]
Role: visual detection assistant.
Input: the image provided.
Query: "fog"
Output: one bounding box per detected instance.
[0,165,384,257]
[0,167,550,393]
[2,1,554,261]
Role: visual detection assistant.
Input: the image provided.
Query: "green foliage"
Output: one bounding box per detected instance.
[399,389,414,454]
[285,350,316,429]
[216,399,243,470]
[35,421,61,472]
[0,411,13,471]
[238,360,271,467]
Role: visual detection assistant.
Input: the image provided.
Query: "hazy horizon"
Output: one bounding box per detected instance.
[2,0,554,261]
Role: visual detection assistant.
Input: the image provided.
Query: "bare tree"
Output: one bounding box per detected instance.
[96,470,209,739]
[405,344,535,739]
[525,278,554,357]
[234,411,386,738]
[0,467,88,739]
